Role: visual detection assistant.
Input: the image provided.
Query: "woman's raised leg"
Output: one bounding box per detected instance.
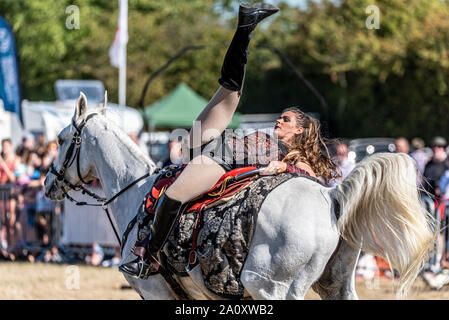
[173,2,280,201]
[189,87,240,149]
[189,3,280,148]
[165,156,225,203]
[119,3,280,279]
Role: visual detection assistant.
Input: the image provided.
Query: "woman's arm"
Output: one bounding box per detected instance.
[261,160,316,177]
[293,161,316,177]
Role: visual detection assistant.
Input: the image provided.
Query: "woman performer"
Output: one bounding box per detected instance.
[119,3,338,278]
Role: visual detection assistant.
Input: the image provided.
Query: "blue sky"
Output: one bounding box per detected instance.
[277,0,309,9]
[214,0,341,22]
[276,0,341,10]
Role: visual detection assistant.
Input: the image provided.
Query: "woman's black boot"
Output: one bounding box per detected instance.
[218,3,280,93]
[119,193,182,279]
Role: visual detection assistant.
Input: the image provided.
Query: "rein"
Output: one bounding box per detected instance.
[47,113,154,247]
[48,112,193,300]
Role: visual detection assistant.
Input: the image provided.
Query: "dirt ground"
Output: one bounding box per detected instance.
[1,262,449,300]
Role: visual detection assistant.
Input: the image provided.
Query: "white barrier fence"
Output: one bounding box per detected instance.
[62,187,119,247]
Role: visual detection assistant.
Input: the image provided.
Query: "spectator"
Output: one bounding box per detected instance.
[329,143,355,187]
[423,136,449,198]
[128,133,149,156]
[51,202,63,247]
[0,242,15,261]
[41,140,58,171]
[439,171,449,198]
[0,138,16,184]
[15,133,35,158]
[128,133,140,146]
[394,137,410,154]
[36,245,63,264]
[2,190,23,257]
[424,137,449,271]
[35,172,57,244]
[24,151,42,179]
[355,253,378,280]
[0,245,10,261]
[34,233,51,263]
[162,140,184,168]
[85,242,104,266]
[101,245,121,268]
[0,135,63,263]
[0,139,16,251]
[35,133,46,159]
[35,209,50,246]
[14,161,30,186]
[15,150,40,185]
[21,169,42,244]
[410,137,430,186]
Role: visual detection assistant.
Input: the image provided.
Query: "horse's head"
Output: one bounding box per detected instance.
[44,92,107,200]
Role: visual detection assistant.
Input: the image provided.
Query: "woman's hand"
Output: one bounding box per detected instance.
[261,161,287,175]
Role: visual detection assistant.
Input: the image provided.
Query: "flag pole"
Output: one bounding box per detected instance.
[119,49,126,106]
[118,0,127,107]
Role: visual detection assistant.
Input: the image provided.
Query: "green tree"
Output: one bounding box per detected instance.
[3,0,449,142]
[269,0,449,140]
[0,0,232,109]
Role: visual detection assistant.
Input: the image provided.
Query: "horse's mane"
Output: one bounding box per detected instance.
[75,108,157,171]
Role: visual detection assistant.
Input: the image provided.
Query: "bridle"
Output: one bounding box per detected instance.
[46,111,193,300]
[48,114,103,203]
[47,113,152,247]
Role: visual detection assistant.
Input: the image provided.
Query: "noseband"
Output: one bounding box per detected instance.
[47,113,153,246]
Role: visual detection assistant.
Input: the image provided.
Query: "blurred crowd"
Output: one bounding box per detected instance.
[341,135,449,287]
[158,134,449,287]
[0,134,61,262]
[3,131,449,285]
[330,135,449,199]
[0,134,120,267]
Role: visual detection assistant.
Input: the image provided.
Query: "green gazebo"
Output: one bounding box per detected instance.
[143,83,240,129]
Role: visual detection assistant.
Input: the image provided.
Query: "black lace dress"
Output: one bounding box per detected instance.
[194,130,289,171]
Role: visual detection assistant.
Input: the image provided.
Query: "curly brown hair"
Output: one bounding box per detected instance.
[280,107,340,182]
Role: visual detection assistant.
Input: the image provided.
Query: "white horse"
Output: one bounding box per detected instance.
[44,93,435,300]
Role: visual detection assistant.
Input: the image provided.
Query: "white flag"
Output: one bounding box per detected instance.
[109,0,128,68]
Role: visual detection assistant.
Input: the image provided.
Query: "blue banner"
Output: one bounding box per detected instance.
[0,16,21,123]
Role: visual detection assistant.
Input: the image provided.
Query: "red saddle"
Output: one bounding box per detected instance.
[145,166,259,216]
[144,165,260,268]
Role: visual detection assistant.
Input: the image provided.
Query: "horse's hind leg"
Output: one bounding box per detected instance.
[241,243,333,300]
[312,238,361,300]
[241,256,331,300]
[286,255,339,299]
[240,269,292,300]
[240,236,312,299]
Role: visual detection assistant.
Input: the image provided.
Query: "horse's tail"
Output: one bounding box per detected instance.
[332,152,436,298]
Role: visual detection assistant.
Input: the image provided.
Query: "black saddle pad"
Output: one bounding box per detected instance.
[164,172,322,298]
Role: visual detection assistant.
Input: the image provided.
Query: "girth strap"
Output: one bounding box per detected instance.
[147,252,192,300]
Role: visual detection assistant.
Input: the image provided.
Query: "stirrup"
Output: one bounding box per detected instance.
[119,257,154,280]
[136,258,153,280]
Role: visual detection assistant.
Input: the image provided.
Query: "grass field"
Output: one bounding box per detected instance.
[0,262,448,300]
[0,262,140,300]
